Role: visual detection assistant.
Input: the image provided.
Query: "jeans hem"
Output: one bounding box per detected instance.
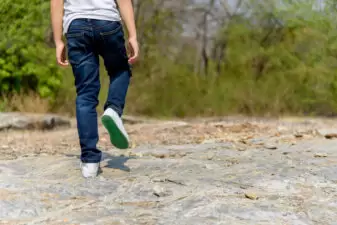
[104,104,122,117]
[80,151,102,163]
[81,158,102,163]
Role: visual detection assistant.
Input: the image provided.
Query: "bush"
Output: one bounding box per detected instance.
[3,0,337,118]
[0,0,62,99]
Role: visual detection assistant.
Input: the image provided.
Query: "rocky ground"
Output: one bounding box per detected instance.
[0,113,337,225]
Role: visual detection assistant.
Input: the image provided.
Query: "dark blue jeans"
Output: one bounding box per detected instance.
[66,19,131,163]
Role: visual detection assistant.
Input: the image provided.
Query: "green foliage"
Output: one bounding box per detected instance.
[125,0,337,117]
[216,1,337,116]
[0,0,62,98]
[3,0,337,117]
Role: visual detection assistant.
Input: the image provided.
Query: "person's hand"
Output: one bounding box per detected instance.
[127,37,139,65]
[56,41,69,67]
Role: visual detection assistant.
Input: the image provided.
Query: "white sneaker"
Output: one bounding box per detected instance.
[80,162,99,178]
[101,108,129,149]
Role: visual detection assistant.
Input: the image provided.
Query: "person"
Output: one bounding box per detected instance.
[50,0,139,178]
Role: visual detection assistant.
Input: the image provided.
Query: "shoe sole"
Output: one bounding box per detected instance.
[102,115,129,149]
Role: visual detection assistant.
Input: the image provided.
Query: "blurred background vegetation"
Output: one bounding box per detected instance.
[1,0,337,118]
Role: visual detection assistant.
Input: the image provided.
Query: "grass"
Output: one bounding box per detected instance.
[4,29,337,118]
[3,64,337,118]
[1,92,50,113]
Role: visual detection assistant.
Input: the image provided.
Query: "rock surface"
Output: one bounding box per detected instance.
[0,113,71,131]
[0,115,337,224]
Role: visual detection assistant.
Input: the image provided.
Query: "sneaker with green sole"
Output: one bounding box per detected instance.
[101,108,129,149]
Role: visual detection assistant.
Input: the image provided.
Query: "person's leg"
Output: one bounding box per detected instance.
[95,21,131,149]
[104,70,130,117]
[101,71,130,149]
[96,21,131,116]
[66,19,102,165]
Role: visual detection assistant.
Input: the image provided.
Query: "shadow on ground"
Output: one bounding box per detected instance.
[102,153,135,172]
[65,152,134,172]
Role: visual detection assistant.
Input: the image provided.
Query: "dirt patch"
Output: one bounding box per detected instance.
[0,115,336,160]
